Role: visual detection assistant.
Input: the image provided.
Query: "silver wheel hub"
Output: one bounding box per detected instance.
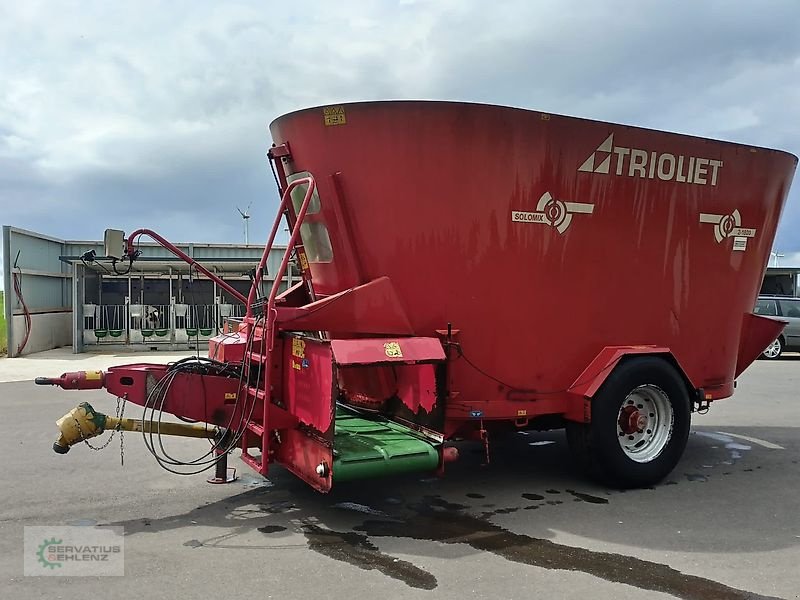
[764,339,781,358]
[616,384,674,463]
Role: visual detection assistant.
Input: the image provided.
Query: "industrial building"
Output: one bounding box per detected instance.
[2,225,293,357]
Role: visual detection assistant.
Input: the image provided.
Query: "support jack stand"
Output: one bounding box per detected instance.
[207,452,238,484]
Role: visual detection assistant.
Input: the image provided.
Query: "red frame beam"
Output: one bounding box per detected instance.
[125,228,247,305]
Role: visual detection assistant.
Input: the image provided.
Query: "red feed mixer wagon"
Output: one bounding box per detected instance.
[39,101,797,491]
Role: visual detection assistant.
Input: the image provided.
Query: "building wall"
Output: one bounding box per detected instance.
[12,312,72,355]
[2,226,72,357]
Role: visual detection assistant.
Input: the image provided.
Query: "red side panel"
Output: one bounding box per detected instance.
[736,313,786,377]
[276,276,414,335]
[283,336,335,435]
[274,335,335,492]
[330,336,445,365]
[276,429,333,493]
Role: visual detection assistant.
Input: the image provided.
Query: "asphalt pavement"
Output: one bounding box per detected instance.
[1,353,798,599]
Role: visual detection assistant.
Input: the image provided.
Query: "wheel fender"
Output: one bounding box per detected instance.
[566,346,687,423]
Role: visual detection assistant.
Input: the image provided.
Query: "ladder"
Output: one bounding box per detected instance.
[239,175,318,474]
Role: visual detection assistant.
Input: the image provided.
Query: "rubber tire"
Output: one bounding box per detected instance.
[761,337,784,360]
[566,356,691,489]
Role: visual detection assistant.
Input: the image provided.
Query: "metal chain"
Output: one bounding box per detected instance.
[74,395,127,466]
[119,396,125,466]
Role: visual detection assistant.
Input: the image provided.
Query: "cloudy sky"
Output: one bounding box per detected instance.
[2,0,800,270]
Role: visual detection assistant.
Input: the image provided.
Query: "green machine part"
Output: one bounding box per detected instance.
[332,409,440,482]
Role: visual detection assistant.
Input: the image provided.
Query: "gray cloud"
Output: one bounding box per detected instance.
[1,0,799,274]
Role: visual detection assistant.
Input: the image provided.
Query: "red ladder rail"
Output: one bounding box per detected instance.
[240,176,317,474]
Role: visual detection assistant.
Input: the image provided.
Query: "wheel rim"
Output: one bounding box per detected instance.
[763,339,781,358]
[616,384,674,463]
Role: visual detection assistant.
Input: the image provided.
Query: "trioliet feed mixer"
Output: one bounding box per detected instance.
[39,101,797,490]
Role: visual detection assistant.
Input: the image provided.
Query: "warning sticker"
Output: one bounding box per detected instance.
[298,250,309,271]
[384,342,403,358]
[732,237,748,252]
[323,106,346,126]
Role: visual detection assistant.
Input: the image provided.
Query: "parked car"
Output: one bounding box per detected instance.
[755,295,800,359]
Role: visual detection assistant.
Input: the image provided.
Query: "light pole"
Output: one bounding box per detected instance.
[770,252,785,267]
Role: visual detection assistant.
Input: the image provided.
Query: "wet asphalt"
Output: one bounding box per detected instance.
[1,357,798,599]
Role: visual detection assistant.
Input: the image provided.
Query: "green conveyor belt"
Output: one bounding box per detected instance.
[332,408,440,482]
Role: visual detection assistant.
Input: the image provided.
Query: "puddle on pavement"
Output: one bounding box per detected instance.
[422,496,468,511]
[301,521,437,590]
[257,525,287,534]
[465,492,485,499]
[492,507,520,514]
[261,500,298,514]
[522,493,544,501]
[565,490,609,504]
[339,497,781,599]
[333,502,387,516]
[693,431,756,468]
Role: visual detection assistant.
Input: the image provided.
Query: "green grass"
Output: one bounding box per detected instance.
[0,291,6,355]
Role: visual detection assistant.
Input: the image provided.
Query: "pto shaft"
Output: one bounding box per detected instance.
[54,402,220,454]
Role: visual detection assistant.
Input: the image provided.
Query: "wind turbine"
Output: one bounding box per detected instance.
[236,203,252,245]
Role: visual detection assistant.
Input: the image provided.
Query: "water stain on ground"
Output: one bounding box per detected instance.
[301,522,437,590]
[566,490,609,504]
[350,502,780,599]
[545,489,560,494]
[522,493,544,501]
[422,496,468,511]
[492,507,520,514]
[257,525,287,534]
[685,473,709,482]
[465,492,485,499]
